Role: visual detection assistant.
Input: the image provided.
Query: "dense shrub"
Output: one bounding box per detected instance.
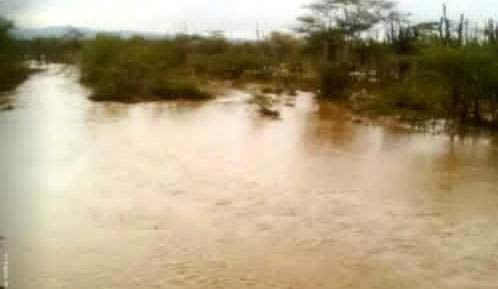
[80,34,212,101]
[417,46,498,123]
[0,18,30,92]
[78,33,308,101]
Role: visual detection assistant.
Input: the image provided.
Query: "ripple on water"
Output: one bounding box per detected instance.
[1,66,498,289]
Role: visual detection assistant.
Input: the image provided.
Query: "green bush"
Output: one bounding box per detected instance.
[0,18,30,92]
[371,44,498,125]
[80,34,211,101]
[418,45,498,123]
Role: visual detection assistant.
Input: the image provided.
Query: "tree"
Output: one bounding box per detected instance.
[266,32,302,64]
[0,18,30,92]
[297,0,394,61]
[0,18,14,55]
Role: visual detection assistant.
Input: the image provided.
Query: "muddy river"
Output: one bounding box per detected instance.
[1,65,498,288]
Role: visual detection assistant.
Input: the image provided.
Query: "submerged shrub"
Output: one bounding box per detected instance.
[149,79,211,100]
[319,62,352,99]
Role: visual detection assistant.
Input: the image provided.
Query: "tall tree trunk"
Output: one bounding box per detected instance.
[440,4,450,45]
[458,14,464,46]
[323,38,329,62]
[439,17,444,44]
[473,98,482,123]
[451,88,460,118]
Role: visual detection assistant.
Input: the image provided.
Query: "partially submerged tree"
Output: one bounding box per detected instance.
[296,0,394,98]
[297,0,395,61]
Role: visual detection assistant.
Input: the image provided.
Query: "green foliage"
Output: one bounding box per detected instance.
[80,34,213,101]
[191,48,262,79]
[0,18,30,92]
[79,32,309,101]
[372,45,498,124]
[25,36,81,63]
[0,18,14,47]
[380,74,445,114]
[295,1,498,127]
[5,1,496,128]
[148,78,211,100]
[417,45,498,122]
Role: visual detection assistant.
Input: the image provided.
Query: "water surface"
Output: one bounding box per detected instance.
[1,66,498,289]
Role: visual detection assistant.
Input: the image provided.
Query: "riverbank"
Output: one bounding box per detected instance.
[0,65,33,93]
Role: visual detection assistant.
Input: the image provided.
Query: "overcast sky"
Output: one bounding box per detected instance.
[1,0,497,38]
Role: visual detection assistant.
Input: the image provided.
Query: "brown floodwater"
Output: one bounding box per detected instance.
[1,65,498,289]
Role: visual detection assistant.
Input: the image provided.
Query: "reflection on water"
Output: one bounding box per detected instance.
[1,66,498,289]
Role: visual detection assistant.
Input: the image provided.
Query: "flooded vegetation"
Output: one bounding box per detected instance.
[63,4,498,129]
[78,35,213,101]
[4,1,498,127]
[1,0,498,288]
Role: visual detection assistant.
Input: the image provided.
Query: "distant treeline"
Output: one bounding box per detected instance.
[2,0,498,127]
